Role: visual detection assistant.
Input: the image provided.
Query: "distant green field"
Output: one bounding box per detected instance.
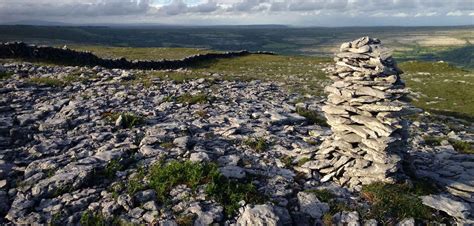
[399,61,474,120]
[1,25,473,68]
[395,45,474,69]
[67,45,218,60]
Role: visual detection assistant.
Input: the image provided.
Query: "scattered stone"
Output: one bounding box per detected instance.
[297,191,329,219]
[421,194,472,219]
[236,204,291,226]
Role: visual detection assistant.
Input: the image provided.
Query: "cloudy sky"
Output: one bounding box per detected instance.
[1,0,473,26]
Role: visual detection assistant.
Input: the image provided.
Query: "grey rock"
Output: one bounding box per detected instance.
[397,218,415,226]
[190,152,210,162]
[117,194,134,211]
[333,211,360,225]
[421,194,471,219]
[219,166,246,179]
[297,191,329,219]
[134,189,156,204]
[236,204,291,226]
[173,136,191,149]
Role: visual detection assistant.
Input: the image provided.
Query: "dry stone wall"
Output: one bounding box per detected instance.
[0,42,273,70]
[314,36,416,190]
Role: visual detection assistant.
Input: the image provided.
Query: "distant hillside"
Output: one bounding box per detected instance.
[0,25,473,68]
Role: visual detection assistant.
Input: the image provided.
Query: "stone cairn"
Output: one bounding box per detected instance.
[314,36,414,190]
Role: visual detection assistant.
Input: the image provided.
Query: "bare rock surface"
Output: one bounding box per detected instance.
[0,39,473,224]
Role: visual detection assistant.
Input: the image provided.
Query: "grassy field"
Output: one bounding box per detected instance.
[67,45,218,60]
[130,54,332,96]
[400,61,474,120]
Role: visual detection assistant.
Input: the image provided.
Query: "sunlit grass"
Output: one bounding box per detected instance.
[400,61,474,119]
[68,45,218,61]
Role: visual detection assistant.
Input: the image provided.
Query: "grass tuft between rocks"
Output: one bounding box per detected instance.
[360,182,436,224]
[296,157,310,167]
[449,139,474,154]
[307,189,335,203]
[103,112,145,129]
[177,93,211,105]
[423,135,443,146]
[175,214,197,226]
[127,166,146,195]
[148,160,265,217]
[80,210,125,226]
[0,71,13,80]
[243,137,270,152]
[423,135,473,154]
[305,189,352,226]
[296,107,328,126]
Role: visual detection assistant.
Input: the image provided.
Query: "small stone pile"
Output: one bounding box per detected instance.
[314,36,413,190]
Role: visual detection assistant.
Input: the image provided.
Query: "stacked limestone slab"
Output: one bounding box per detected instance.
[314,36,414,190]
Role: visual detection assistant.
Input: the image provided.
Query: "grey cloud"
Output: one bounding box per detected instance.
[269,1,288,11]
[325,0,348,10]
[188,0,219,13]
[288,0,323,11]
[158,0,188,15]
[0,0,150,17]
[0,0,472,25]
[456,0,474,10]
[228,0,269,12]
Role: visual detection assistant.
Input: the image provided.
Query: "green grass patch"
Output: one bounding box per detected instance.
[148,160,265,217]
[281,156,294,168]
[297,157,310,167]
[423,135,444,146]
[361,182,434,223]
[79,210,125,226]
[449,139,474,154]
[175,214,196,226]
[243,137,270,152]
[148,160,217,202]
[411,179,440,196]
[102,159,123,179]
[0,71,13,80]
[103,112,145,129]
[307,189,335,203]
[127,166,146,195]
[296,107,328,126]
[160,141,176,150]
[191,54,331,96]
[69,45,218,61]
[422,136,474,154]
[305,189,352,226]
[400,61,474,118]
[195,110,208,118]
[176,93,211,105]
[400,61,467,74]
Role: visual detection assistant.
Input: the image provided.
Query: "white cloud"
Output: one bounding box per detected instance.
[447,10,464,16]
[414,12,438,17]
[393,12,409,17]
